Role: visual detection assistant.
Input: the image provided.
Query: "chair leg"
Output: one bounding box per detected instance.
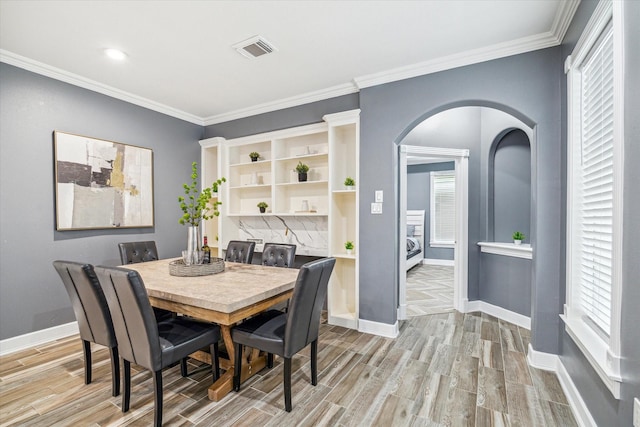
[284,357,292,412]
[82,340,91,385]
[180,358,188,377]
[122,359,131,413]
[153,370,163,427]
[233,343,243,392]
[110,347,120,397]
[211,342,220,381]
[311,339,318,386]
[267,353,274,369]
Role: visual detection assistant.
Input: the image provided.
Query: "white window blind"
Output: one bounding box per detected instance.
[575,22,614,336]
[430,171,455,245]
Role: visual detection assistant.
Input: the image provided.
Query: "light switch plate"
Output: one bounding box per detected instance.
[371,202,382,214]
[375,190,383,203]
[634,397,639,427]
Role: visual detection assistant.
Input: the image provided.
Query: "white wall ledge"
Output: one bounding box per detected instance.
[477,241,532,259]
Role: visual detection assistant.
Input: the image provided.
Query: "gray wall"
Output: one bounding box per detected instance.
[0,63,203,340]
[492,129,531,243]
[559,1,640,426]
[479,254,531,317]
[358,47,563,344]
[407,162,455,260]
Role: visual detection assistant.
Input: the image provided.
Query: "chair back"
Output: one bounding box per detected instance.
[284,258,335,357]
[53,261,116,349]
[224,240,256,264]
[94,265,163,372]
[118,241,159,264]
[262,243,296,268]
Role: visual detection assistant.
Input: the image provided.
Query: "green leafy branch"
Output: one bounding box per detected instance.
[178,162,226,226]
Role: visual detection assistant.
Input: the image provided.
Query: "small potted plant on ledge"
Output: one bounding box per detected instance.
[344,177,355,190]
[295,161,309,182]
[512,231,525,245]
[249,152,260,162]
[345,241,354,255]
[257,201,268,213]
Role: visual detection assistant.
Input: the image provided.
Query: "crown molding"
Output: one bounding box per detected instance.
[202,82,358,126]
[1,2,579,127]
[0,49,204,126]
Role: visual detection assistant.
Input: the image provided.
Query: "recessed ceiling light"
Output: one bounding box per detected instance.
[104,48,127,61]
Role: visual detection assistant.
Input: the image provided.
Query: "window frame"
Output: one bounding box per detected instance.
[429,170,456,248]
[562,0,623,399]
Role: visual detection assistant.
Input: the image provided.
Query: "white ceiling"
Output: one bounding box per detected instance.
[0,0,578,126]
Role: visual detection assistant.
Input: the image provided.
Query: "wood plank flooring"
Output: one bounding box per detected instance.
[0,311,576,426]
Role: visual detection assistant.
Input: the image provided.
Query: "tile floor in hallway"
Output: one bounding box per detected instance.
[406,264,455,317]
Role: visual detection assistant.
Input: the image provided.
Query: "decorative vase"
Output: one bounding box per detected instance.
[186,226,200,264]
[298,172,307,182]
[259,207,266,213]
[345,185,354,191]
[251,157,258,162]
[346,249,353,255]
[514,239,522,245]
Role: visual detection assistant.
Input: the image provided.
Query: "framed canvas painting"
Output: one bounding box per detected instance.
[54,131,154,230]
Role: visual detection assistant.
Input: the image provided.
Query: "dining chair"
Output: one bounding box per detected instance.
[224,240,256,264]
[118,240,173,322]
[231,257,335,412]
[118,241,159,264]
[262,243,296,268]
[52,260,120,397]
[94,265,221,427]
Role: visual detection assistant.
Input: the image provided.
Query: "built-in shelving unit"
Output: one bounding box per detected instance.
[199,109,360,329]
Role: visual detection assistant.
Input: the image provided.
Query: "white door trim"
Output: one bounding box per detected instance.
[398,145,469,319]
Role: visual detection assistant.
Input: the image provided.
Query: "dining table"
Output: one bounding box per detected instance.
[123,257,299,401]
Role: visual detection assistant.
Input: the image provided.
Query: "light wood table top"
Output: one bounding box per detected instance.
[123,258,299,401]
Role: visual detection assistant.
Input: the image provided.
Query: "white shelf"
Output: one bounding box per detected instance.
[201,109,360,330]
[275,180,328,187]
[229,184,271,190]
[229,159,272,167]
[477,241,533,259]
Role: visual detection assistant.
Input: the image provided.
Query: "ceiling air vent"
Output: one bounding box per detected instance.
[233,35,277,59]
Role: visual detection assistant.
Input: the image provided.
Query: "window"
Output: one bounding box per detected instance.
[430,171,455,247]
[564,0,622,398]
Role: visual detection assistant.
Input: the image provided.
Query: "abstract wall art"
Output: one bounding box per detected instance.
[54,131,154,230]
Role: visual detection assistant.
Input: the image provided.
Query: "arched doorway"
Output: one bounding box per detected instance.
[397,106,533,320]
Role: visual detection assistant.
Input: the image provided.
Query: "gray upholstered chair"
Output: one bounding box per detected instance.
[224,240,255,264]
[262,243,296,268]
[231,257,335,411]
[94,265,221,427]
[118,241,159,264]
[53,261,120,397]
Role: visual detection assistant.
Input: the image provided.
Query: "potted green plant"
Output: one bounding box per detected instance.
[295,161,309,182]
[344,177,355,190]
[178,162,226,261]
[257,201,268,213]
[249,152,260,162]
[512,231,525,245]
[344,241,354,255]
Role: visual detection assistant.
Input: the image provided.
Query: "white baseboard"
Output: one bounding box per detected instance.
[422,258,455,266]
[527,343,559,371]
[0,321,78,356]
[556,356,597,427]
[358,318,398,338]
[527,344,595,427]
[464,300,531,329]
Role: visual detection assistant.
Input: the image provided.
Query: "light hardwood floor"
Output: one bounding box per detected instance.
[0,311,576,426]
